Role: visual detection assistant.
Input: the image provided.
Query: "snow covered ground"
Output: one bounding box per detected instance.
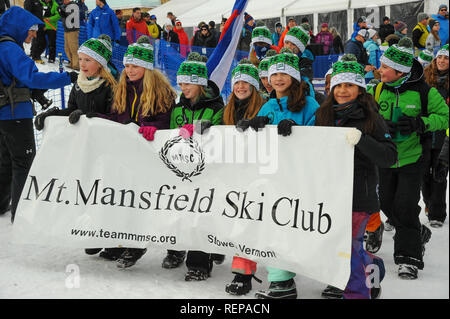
[0,55,448,300]
[1,205,448,299]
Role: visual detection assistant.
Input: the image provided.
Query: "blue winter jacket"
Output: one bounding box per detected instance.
[87,4,121,41]
[257,94,319,126]
[363,39,380,79]
[0,6,72,120]
[431,13,449,45]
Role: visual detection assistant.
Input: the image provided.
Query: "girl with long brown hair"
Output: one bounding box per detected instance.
[223,59,265,296]
[87,36,176,268]
[422,44,449,228]
[223,59,264,125]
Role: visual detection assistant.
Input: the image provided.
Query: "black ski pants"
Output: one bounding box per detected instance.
[0,119,35,222]
[379,160,425,269]
[422,148,448,223]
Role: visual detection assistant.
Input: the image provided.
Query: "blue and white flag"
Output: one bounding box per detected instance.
[206,0,249,91]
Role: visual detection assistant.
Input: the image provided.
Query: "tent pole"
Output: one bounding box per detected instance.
[347,0,353,41]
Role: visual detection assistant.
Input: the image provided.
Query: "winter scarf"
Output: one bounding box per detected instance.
[77,72,105,93]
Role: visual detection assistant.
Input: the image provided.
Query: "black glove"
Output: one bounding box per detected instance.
[68,71,78,84]
[385,120,398,136]
[85,112,98,118]
[248,116,270,131]
[236,119,251,132]
[433,161,449,183]
[194,120,212,135]
[277,119,296,137]
[397,116,425,135]
[34,107,60,131]
[68,109,84,124]
[31,89,53,110]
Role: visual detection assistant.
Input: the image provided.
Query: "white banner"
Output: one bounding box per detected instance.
[13,117,354,289]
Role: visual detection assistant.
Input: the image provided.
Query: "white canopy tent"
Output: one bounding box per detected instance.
[85,0,161,10]
[148,0,209,24]
[175,0,234,28]
[171,0,432,38]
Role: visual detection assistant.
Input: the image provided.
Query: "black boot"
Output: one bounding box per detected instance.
[255,279,297,299]
[225,273,262,296]
[184,268,210,281]
[162,250,186,269]
[366,222,384,254]
[421,224,432,256]
[321,285,344,299]
[84,248,102,255]
[398,264,418,280]
[116,248,147,269]
[100,248,126,261]
[211,253,225,265]
[0,203,10,216]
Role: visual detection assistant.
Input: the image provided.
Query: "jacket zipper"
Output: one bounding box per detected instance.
[394,88,400,168]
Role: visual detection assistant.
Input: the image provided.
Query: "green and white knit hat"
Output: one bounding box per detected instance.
[258,49,278,78]
[436,44,449,58]
[232,59,260,91]
[78,34,112,69]
[418,49,434,66]
[123,36,154,70]
[379,37,414,73]
[330,54,367,90]
[284,25,310,54]
[177,52,208,86]
[268,48,301,84]
[251,23,272,47]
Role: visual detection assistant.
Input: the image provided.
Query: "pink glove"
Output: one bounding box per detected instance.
[179,124,194,139]
[139,126,158,141]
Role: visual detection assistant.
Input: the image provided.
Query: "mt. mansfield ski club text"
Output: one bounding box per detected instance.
[23,176,334,234]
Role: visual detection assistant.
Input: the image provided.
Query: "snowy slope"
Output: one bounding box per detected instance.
[0,56,448,299]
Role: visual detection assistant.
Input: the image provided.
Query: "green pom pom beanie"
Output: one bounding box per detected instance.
[123,36,154,70]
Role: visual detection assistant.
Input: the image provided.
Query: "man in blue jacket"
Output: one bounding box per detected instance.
[87,0,120,43]
[0,6,77,223]
[431,4,449,45]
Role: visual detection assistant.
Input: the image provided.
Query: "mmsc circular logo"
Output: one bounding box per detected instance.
[159,136,205,182]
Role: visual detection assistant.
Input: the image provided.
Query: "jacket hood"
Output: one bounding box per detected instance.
[97,4,110,11]
[406,59,424,84]
[0,7,44,44]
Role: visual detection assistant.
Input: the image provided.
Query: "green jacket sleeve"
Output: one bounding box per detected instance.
[421,87,449,133]
[211,108,224,125]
